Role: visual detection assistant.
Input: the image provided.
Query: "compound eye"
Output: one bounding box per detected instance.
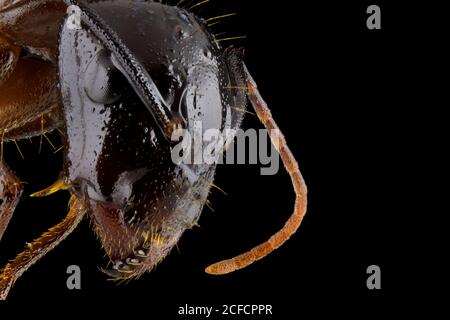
[84,49,125,105]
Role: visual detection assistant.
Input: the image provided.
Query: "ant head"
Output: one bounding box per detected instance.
[58,0,245,278]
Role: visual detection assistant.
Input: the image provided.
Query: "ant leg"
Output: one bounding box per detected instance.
[205,64,308,275]
[0,195,86,300]
[0,161,22,242]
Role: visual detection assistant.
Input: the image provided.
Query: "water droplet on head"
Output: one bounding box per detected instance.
[203,49,212,59]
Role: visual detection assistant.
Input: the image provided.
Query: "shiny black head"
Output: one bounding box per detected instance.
[58,0,246,278]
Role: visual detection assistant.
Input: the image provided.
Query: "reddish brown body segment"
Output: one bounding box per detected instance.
[0,0,70,299]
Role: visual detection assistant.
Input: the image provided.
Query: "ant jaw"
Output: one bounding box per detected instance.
[30,179,71,197]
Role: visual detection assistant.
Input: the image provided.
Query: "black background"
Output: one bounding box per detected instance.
[0,0,437,316]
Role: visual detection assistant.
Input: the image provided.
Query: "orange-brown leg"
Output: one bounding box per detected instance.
[205,65,308,275]
[0,161,22,242]
[0,195,86,300]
